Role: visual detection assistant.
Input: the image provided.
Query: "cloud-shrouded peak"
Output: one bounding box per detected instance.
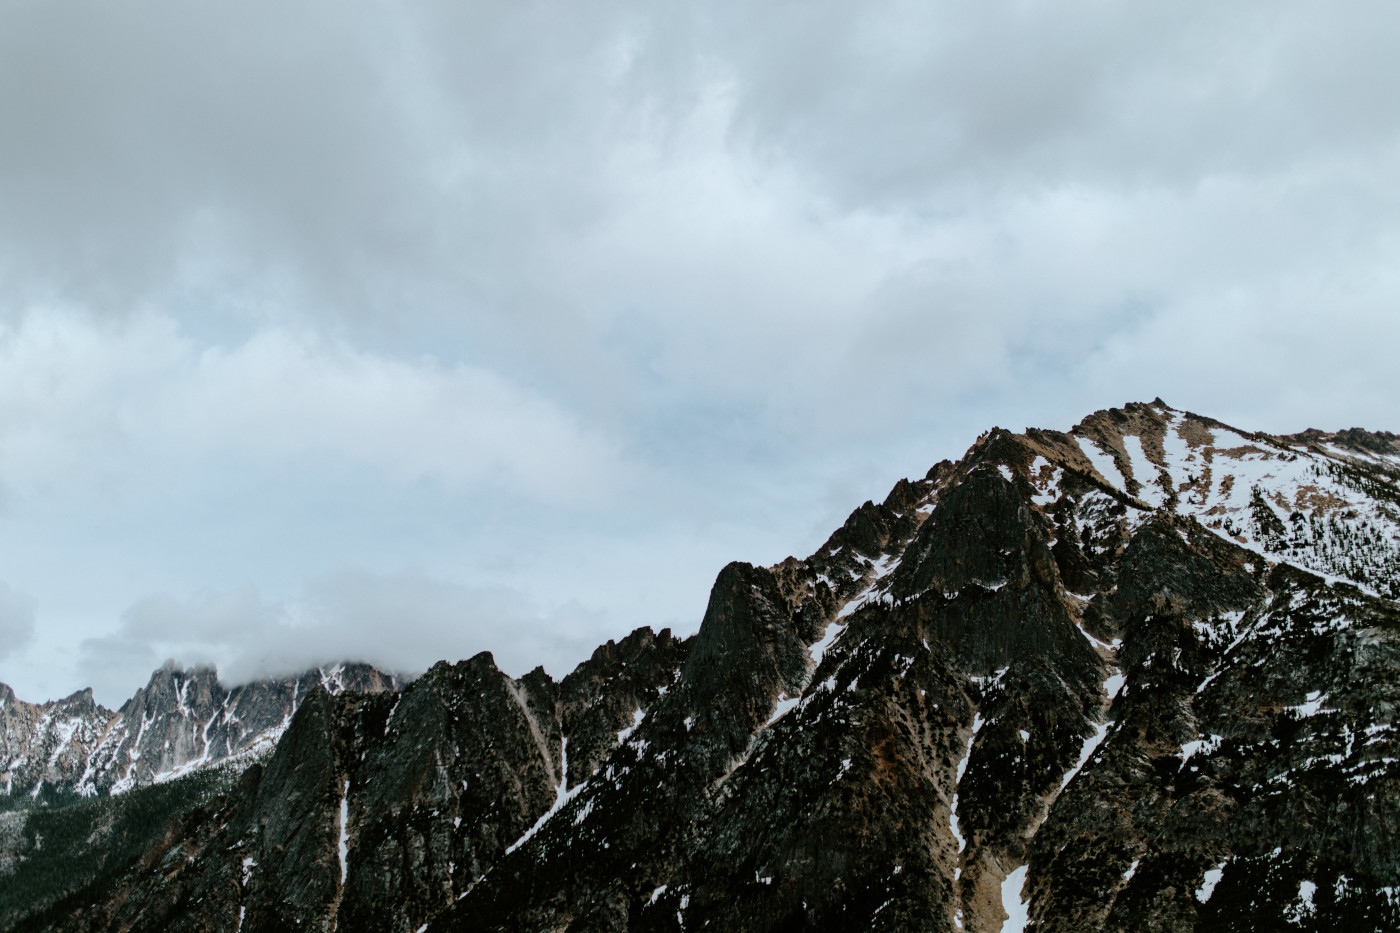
[76,572,618,707]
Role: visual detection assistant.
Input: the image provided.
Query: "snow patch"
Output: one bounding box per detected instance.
[831,551,903,621]
[1196,866,1224,903]
[1000,865,1029,933]
[505,738,586,855]
[617,707,645,744]
[1060,721,1111,791]
[338,778,350,884]
[1290,691,1331,718]
[1076,436,1126,493]
[950,717,980,853]
[1029,458,1063,507]
[766,694,801,727]
[1123,434,1164,508]
[1077,624,1115,652]
[1180,735,1222,764]
[811,620,848,662]
[318,663,347,695]
[384,694,401,733]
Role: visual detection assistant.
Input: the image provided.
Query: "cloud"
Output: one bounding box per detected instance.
[0,309,622,499]
[72,635,160,709]
[0,581,35,663]
[4,2,1399,704]
[78,573,620,706]
[0,1,1395,445]
[691,2,1400,201]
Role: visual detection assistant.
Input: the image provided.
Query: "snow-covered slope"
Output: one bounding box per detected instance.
[1053,401,1400,598]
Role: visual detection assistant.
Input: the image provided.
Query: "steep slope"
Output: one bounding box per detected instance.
[10,400,1400,933]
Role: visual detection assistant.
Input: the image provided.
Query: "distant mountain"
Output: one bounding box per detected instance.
[1,663,402,801]
[3,400,1398,932]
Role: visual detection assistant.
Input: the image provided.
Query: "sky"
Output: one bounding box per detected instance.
[1,0,1397,707]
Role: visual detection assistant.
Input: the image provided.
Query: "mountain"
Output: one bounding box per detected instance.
[1,663,402,801]
[3,399,1399,932]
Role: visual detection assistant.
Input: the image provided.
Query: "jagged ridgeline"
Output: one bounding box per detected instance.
[3,400,1399,933]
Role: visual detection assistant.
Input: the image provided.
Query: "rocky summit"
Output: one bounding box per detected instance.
[2,400,1398,932]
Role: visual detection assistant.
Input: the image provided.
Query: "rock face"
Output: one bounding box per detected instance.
[1,663,403,801]
[6,400,1400,932]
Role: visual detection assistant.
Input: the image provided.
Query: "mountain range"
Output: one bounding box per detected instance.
[2,664,402,802]
[2,399,1398,932]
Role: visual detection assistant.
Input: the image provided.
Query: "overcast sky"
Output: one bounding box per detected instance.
[1,0,1396,706]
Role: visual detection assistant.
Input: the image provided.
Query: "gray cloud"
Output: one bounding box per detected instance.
[0,2,1394,436]
[2,2,1397,702]
[0,311,623,500]
[73,635,160,708]
[0,581,35,663]
[698,2,1400,200]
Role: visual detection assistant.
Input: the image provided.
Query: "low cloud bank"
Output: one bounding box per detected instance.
[78,572,619,707]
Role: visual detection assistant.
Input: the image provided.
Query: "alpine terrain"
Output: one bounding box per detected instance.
[2,399,1398,932]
